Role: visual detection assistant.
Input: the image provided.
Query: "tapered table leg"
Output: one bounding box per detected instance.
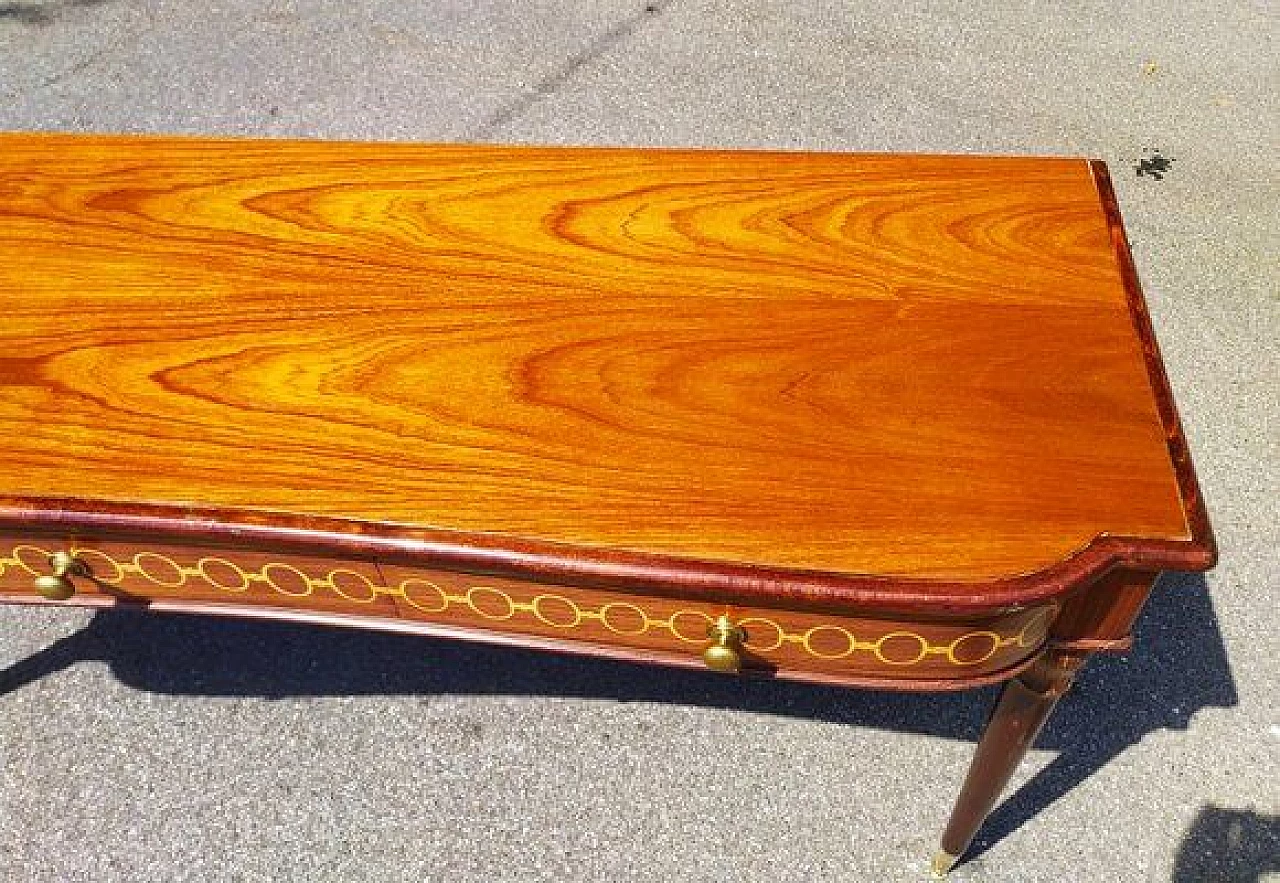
[931,649,1089,876]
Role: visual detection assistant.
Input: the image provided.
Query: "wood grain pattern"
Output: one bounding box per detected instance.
[0,135,1210,598]
[1049,567,1157,651]
[0,532,1050,688]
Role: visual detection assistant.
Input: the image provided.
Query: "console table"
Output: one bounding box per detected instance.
[0,134,1215,875]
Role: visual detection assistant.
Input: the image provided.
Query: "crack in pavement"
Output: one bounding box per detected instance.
[471,0,674,139]
[1,3,157,100]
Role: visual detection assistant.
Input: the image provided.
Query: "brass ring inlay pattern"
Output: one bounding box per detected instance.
[0,544,1054,668]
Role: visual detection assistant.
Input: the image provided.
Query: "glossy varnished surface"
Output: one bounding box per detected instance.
[0,135,1198,586]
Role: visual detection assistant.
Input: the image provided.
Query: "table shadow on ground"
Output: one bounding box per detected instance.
[1173,804,1280,883]
[1,572,1235,861]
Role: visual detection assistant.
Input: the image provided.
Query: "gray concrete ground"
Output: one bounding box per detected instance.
[1,1,1277,880]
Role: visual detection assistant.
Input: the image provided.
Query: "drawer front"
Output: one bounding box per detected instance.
[0,535,393,618]
[1,534,1052,685]
[378,565,1052,681]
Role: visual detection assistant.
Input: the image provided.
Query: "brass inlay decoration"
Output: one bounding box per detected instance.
[0,543,1052,668]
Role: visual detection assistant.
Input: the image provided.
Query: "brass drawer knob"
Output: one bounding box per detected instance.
[34,551,86,601]
[703,614,746,673]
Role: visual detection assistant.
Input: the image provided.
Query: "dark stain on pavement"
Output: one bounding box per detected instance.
[1136,148,1176,180]
[0,0,111,27]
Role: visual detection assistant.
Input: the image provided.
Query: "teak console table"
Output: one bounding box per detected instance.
[0,134,1215,874]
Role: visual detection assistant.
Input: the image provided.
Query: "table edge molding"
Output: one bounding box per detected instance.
[0,497,1214,616]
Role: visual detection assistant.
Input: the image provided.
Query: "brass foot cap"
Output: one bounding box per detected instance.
[930,850,959,878]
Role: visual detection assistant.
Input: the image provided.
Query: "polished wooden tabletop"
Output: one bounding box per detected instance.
[0,135,1206,594]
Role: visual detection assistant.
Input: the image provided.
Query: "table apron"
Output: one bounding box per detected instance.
[0,534,1055,689]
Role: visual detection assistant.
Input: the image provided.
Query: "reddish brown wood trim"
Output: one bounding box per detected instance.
[1089,160,1217,572]
[0,494,1212,618]
[0,591,1039,692]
